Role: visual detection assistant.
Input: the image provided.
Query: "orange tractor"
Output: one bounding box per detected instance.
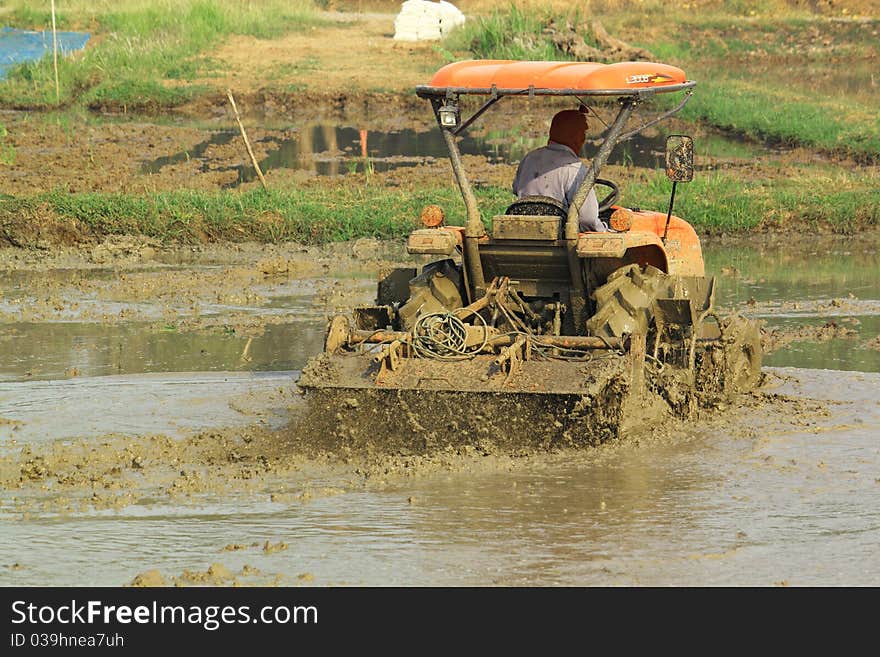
[298,60,762,448]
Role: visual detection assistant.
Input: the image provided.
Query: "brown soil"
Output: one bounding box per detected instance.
[200,13,437,97]
[77,12,449,120]
[4,94,867,196]
[0,111,283,197]
[0,103,546,199]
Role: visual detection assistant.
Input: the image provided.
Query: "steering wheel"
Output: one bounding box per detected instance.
[595,178,619,213]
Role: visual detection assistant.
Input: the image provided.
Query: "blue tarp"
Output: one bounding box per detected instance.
[0,27,90,79]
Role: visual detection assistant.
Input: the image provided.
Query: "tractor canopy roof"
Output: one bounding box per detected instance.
[416,60,694,98]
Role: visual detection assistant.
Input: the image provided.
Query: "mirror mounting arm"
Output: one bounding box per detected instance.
[617,90,694,143]
[662,182,679,243]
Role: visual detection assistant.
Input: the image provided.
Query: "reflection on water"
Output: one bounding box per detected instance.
[0,321,324,382]
[142,122,768,184]
[706,235,880,373]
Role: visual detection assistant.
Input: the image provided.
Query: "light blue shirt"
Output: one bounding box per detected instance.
[512,142,605,232]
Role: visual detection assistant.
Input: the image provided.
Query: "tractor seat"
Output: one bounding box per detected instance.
[504,195,566,219]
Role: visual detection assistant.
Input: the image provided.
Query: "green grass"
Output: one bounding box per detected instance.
[0,186,511,245]
[627,168,880,232]
[643,15,877,61]
[0,0,323,110]
[2,166,877,247]
[696,83,872,164]
[444,4,578,61]
[679,75,880,161]
[0,123,14,165]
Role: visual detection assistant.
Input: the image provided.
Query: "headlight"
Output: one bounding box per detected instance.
[438,103,459,128]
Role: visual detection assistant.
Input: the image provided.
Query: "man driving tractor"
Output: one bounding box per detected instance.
[511,109,607,233]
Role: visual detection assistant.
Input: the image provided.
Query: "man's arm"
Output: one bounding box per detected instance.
[568,164,606,233]
[578,188,604,233]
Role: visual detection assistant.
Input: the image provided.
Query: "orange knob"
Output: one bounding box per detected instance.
[420,204,445,228]
[609,208,634,232]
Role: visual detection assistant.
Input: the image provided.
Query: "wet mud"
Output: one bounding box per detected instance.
[1,233,879,585]
[4,363,879,586]
[0,369,832,517]
[762,319,861,354]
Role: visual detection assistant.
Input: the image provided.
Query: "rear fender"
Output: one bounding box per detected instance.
[630,212,705,276]
[577,212,705,277]
[577,232,669,272]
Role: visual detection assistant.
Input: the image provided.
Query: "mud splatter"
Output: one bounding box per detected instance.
[129,563,288,587]
[762,320,860,354]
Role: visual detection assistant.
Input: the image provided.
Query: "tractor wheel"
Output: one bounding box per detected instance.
[586,264,668,338]
[720,314,763,393]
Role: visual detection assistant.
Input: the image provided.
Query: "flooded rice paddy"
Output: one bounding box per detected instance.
[1,234,879,586]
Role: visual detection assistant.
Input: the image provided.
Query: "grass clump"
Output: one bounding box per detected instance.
[0,186,512,246]
[628,167,880,232]
[1,165,877,248]
[0,0,323,110]
[0,123,15,165]
[444,4,577,61]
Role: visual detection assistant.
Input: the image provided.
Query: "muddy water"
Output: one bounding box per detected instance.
[1,234,879,586]
[707,236,880,372]
[142,122,769,184]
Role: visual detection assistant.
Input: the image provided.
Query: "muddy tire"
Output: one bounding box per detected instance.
[720,314,763,393]
[324,315,350,353]
[586,264,668,338]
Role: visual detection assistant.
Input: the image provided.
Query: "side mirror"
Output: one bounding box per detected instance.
[665,135,694,183]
